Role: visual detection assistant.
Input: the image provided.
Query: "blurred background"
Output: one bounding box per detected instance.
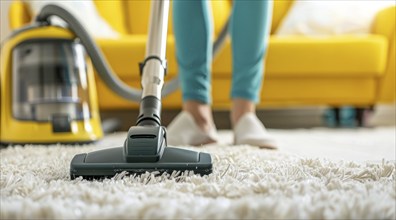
[1,0,395,130]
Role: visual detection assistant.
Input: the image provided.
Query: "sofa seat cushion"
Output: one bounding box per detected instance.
[213,35,388,78]
[97,35,388,80]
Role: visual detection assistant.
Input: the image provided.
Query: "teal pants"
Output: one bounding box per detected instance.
[173,0,272,104]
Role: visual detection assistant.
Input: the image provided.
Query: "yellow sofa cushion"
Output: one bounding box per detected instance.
[271,1,294,34]
[213,35,388,77]
[96,35,388,81]
[93,0,127,34]
[123,1,232,35]
[95,76,378,109]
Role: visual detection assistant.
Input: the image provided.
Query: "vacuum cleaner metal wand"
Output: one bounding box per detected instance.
[136,0,168,127]
[141,0,168,100]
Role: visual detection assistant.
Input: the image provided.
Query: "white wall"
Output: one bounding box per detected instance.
[1,0,11,42]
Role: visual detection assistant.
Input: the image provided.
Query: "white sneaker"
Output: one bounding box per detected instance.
[166,111,218,146]
[234,112,277,149]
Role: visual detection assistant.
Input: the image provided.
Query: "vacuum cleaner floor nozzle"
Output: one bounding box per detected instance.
[70,146,212,179]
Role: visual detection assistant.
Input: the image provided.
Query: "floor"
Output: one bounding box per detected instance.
[1,126,394,219]
[213,126,395,163]
[100,126,396,163]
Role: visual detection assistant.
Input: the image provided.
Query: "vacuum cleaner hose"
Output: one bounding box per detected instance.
[36,4,229,102]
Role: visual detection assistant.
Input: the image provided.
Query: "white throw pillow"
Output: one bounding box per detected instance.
[275,1,395,36]
[25,0,119,39]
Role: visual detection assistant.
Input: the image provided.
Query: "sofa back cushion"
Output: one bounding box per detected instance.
[120,0,293,34]
[271,0,294,34]
[93,0,128,34]
[11,0,291,35]
[123,1,232,35]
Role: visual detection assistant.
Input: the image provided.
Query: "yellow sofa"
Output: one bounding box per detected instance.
[8,1,395,110]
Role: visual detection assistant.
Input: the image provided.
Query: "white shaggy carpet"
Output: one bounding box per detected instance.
[1,127,395,219]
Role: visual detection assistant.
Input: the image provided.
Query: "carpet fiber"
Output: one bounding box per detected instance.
[1,129,395,219]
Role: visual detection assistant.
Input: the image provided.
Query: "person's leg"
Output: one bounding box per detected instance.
[230,0,272,125]
[173,0,213,105]
[231,99,255,127]
[230,0,276,148]
[230,0,272,124]
[168,0,217,145]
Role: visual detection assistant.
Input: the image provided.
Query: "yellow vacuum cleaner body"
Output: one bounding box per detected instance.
[0,26,103,144]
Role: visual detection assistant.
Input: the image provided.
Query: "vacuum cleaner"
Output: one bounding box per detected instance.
[1,1,232,178]
[0,15,103,144]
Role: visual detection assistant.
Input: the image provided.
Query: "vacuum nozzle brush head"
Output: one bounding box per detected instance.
[70,126,212,180]
[70,146,212,179]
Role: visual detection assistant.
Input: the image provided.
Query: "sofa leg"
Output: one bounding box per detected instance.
[355,106,374,127]
[355,108,365,127]
[333,107,341,127]
[324,106,374,127]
